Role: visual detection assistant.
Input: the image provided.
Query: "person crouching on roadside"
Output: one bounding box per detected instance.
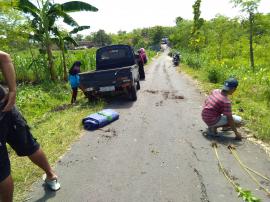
[68,61,81,104]
[201,77,243,140]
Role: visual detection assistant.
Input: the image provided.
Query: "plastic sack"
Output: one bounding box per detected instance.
[82,109,119,130]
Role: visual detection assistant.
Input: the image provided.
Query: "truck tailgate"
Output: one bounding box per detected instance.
[79,66,134,90]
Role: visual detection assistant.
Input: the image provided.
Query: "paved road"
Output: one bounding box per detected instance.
[29,51,270,202]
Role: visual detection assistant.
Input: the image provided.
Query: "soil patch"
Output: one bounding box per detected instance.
[50,104,72,112]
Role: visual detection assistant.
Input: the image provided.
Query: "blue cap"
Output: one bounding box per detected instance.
[222,78,238,91]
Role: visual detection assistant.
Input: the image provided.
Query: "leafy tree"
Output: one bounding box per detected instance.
[92,29,112,47]
[190,0,205,52]
[169,19,193,49]
[253,13,270,40]
[175,16,183,26]
[150,26,164,46]
[52,26,90,80]
[0,7,30,52]
[231,0,261,71]
[15,0,98,80]
[73,34,84,42]
[0,0,18,8]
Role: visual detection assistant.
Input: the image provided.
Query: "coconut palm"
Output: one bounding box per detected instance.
[15,0,98,80]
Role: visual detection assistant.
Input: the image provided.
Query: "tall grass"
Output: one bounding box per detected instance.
[180,50,270,141]
[9,48,97,82]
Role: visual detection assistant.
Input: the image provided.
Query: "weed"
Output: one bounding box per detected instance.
[207,69,220,83]
[185,54,203,69]
[236,187,261,202]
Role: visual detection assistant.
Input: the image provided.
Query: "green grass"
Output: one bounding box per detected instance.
[179,63,270,142]
[9,82,105,202]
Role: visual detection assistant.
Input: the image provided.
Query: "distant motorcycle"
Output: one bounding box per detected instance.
[173,53,180,66]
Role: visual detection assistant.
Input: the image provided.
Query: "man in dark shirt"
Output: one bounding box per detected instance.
[0,51,60,202]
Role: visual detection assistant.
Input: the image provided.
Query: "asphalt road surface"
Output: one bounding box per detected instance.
[28,50,270,202]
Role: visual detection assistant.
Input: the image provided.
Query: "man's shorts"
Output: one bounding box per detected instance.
[0,107,40,182]
[210,114,242,128]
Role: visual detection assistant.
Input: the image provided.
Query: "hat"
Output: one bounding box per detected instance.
[222,78,238,91]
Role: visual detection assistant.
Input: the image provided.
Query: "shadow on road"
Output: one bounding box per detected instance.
[31,183,56,202]
[104,95,135,109]
[201,130,245,146]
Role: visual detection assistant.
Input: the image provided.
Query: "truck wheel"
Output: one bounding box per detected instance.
[87,94,96,102]
[136,80,140,90]
[129,85,137,101]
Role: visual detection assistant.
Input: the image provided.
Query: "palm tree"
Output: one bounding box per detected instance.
[15,0,98,80]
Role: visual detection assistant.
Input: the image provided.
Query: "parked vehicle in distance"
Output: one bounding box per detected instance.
[79,44,140,101]
[161,37,169,44]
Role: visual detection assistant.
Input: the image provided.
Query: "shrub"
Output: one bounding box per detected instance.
[207,69,220,83]
[185,54,203,69]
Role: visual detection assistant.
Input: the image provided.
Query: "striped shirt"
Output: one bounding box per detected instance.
[201,89,232,126]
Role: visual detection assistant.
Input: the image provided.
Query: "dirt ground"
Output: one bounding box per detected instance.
[28,50,270,202]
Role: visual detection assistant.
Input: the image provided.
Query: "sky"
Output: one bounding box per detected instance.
[55,0,270,34]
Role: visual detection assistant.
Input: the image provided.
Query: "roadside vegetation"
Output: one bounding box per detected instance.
[169,0,270,141]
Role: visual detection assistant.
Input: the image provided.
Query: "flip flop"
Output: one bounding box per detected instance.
[206,128,219,137]
[234,136,242,141]
[221,127,232,131]
[45,178,61,191]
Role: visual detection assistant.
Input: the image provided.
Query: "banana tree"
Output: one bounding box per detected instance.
[52,25,90,81]
[15,0,98,80]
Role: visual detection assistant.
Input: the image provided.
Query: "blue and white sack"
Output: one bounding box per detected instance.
[82,109,119,130]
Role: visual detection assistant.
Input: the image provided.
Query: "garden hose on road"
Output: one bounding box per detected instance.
[212,142,238,189]
[228,145,270,196]
[211,142,262,202]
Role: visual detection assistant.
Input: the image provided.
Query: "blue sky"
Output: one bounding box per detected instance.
[55,0,270,34]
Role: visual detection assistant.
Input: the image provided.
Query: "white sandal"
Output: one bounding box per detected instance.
[44,178,61,191]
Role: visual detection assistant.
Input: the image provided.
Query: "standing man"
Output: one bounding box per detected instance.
[0,51,60,202]
[201,77,243,140]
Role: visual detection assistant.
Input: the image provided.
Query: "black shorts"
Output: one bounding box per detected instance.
[0,107,40,182]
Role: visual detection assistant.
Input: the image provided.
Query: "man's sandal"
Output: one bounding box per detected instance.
[44,178,61,191]
[221,127,232,131]
[234,136,242,141]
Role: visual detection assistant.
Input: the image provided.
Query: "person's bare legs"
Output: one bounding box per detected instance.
[0,175,13,202]
[28,148,57,180]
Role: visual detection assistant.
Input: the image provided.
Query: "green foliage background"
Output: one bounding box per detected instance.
[169,13,270,141]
